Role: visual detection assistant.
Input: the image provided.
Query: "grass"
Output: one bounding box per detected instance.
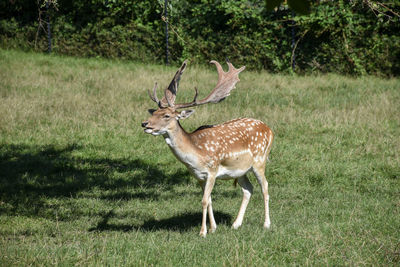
[0,48,399,266]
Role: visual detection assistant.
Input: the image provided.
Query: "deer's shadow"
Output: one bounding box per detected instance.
[89,210,232,233]
[0,143,190,218]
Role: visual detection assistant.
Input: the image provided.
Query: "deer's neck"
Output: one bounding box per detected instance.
[163,122,199,164]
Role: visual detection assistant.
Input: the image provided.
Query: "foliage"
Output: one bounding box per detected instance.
[0,0,399,75]
[266,0,311,14]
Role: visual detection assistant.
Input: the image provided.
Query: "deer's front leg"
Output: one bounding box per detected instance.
[199,181,217,233]
[200,174,216,237]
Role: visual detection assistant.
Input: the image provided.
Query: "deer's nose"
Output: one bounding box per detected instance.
[141,121,148,128]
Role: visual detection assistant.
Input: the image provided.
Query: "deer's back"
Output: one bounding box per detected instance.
[189,118,273,172]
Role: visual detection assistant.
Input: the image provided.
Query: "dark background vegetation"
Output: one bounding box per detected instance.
[1,0,399,75]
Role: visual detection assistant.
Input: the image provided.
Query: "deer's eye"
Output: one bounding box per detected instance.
[163,114,171,119]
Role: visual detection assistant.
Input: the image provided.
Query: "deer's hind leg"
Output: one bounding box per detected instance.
[232,175,253,229]
[252,164,271,229]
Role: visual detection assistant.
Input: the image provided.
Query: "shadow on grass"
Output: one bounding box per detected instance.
[0,143,190,217]
[89,210,232,233]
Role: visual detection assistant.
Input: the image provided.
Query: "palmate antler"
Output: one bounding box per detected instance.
[148,60,187,108]
[149,60,246,109]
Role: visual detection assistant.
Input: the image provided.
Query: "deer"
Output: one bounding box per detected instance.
[141,60,274,237]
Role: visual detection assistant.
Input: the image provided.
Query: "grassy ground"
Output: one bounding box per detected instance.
[0,49,399,266]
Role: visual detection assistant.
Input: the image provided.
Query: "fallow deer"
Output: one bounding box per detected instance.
[141,60,274,237]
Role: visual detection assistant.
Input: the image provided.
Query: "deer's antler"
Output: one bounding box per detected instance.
[173,60,245,109]
[163,60,187,107]
[148,59,245,109]
[148,82,161,107]
[148,60,187,108]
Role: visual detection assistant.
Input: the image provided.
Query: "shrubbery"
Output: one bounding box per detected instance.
[1,0,399,76]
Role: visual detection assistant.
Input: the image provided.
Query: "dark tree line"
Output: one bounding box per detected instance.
[1,0,399,76]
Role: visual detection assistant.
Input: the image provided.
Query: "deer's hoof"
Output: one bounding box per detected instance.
[232,221,242,229]
[199,230,207,237]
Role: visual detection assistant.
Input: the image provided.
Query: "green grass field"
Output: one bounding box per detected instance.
[0,49,399,266]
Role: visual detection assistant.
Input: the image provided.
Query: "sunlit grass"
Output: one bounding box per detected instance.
[0,49,399,266]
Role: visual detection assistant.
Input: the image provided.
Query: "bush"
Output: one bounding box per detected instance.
[0,0,399,76]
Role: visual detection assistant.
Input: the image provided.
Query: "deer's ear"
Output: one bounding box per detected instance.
[148,109,156,115]
[177,109,195,120]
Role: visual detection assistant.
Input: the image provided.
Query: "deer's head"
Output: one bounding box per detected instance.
[142,60,245,136]
[141,107,194,136]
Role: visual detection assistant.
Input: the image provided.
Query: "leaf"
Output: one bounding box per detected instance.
[265,0,284,11]
[287,0,310,14]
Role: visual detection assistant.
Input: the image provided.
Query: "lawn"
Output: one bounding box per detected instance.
[0,49,399,266]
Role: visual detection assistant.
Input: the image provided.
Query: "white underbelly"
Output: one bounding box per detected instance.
[188,165,249,181]
[216,166,249,179]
